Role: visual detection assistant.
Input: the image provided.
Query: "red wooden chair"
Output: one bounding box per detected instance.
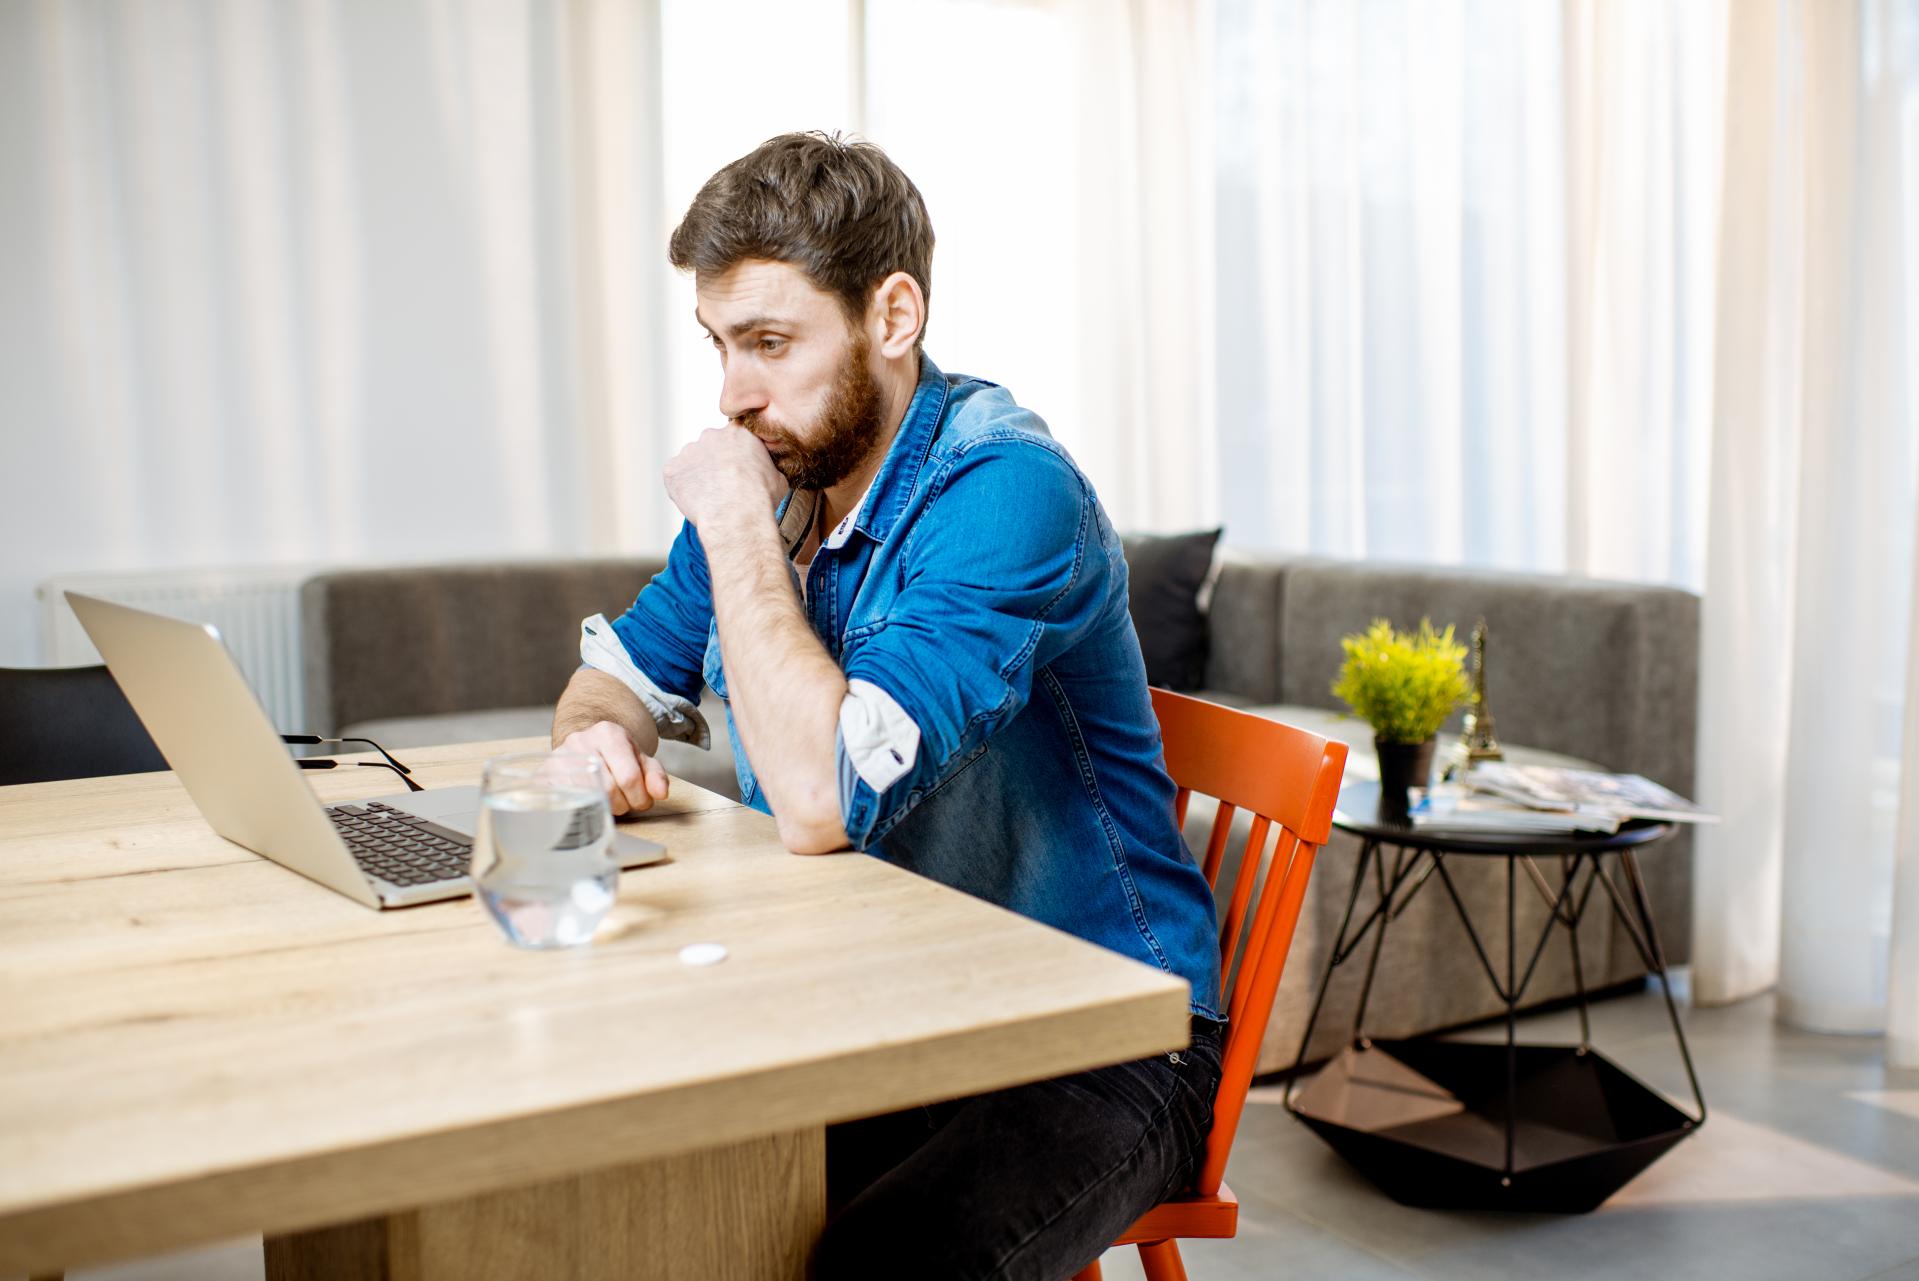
[1073,688,1348,1281]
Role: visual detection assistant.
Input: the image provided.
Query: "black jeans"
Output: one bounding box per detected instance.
[812,1018,1225,1281]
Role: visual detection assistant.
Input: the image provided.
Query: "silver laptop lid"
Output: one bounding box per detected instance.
[66,592,382,908]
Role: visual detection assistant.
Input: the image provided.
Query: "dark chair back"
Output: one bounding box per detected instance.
[0,664,168,786]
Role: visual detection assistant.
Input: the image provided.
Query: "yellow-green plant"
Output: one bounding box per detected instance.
[1331,618,1471,744]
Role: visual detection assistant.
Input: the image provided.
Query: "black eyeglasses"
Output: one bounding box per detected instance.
[282,734,423,792]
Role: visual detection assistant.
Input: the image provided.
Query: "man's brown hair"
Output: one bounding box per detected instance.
[669,132,934,344]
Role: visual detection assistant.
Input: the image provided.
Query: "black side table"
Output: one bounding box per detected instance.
[1283,780,1706,1213]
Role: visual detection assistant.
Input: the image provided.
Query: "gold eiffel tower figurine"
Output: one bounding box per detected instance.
[1461,617,1504,763]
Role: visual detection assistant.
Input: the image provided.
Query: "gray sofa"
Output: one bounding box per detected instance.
[302,549,1699,1075]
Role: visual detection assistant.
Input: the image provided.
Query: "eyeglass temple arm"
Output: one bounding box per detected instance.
[282,734,413,776]
[284,736,423,792]
[293,756,423,793]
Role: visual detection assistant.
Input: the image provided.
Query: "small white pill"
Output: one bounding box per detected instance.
[678,942,728,967]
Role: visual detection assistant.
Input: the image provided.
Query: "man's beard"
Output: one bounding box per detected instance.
[735,337,887,492]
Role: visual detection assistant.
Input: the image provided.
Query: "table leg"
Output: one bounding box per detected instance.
[1620,850,1708,1126]
[1503,855,1517,1184]
[265,1127,825,1281]
[1284,837,1377,1110]
[1349,844,1412,1045]
[1561,854,1592,1050]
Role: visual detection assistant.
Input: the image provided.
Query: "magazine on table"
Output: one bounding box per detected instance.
[1459,762,1717,825]
[1408,787,1624,835]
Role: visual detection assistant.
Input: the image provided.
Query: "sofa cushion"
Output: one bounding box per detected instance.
[1222,703,1601,781]
[1121,529,1221,691]
[1273,558,1699,789]
[344,706,554,751]
[303,557,666,735]
[1199,553,1286,702]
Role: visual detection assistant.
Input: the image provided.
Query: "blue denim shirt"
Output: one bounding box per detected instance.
[608,355,1222,1018]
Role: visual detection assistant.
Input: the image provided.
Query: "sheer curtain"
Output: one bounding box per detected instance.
[1065,0,1217,533]
[1695,0,1919,1048]
[1213,0,1724,580]
[0,0,670,663]
[1216,0,1566,566]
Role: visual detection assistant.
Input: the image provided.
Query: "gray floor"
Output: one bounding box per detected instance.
[42,982,1919,1281]
[1101,982,1919,1281]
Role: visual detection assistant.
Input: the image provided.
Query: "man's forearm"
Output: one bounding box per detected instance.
[700,513,849,852]
[552,667,662,756]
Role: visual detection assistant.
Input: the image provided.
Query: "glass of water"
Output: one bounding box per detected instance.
[473,751,618,949]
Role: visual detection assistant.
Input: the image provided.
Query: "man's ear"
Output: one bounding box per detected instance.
[869,271,925,359]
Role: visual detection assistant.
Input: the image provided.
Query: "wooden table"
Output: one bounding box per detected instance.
[0,738,1189,1279]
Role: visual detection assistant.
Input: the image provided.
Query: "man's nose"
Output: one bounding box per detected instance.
[718,365,768,422]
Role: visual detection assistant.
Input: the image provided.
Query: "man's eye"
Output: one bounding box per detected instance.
[760,337,786,354]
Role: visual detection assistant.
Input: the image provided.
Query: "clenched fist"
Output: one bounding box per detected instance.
[663,425,788,530]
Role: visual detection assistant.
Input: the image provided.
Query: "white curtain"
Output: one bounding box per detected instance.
[1562,1,1728,586]
[0,0,672,665]
[1065,0,1218,533]
[1213,0,1725,579]
[1216,0,1561,565]
[1694,0,1919,1048]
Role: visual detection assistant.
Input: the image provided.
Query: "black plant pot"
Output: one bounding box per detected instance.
[1375,737,1437,807]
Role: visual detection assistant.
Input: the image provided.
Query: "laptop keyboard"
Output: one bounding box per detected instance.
[325,801,473,887]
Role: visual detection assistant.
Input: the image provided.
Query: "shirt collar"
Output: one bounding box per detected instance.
[854,351,949,546]
[775,352,949,557]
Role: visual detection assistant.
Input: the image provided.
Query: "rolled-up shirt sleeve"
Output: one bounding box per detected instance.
[580,520,715,749]
[836,440,1103,849]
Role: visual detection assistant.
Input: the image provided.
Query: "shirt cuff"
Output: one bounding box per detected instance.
[578,613,711,749]
[838,678,920,792]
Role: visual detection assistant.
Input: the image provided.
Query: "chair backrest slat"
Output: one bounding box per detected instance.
[1226,828,1300,1030]
[1216,814,1269,973]
[1199,800,1237,888]
[1150,687,1348,1198]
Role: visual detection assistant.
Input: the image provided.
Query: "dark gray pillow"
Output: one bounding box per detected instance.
[1121,529,1222,691]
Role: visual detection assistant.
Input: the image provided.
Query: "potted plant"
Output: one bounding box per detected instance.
[1332,618,1472,800]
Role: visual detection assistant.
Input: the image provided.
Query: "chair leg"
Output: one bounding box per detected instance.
[1070,1259,1104,1281]
[1138,1239,1189,1281]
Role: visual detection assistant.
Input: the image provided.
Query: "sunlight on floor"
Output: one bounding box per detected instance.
[1851,1091,1919,1124]
[1603,1109,1919,1208]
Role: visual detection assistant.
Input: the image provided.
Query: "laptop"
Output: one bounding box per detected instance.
[67,592,667,909]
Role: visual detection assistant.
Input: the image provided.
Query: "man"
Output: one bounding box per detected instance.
[551,132,1223,1281]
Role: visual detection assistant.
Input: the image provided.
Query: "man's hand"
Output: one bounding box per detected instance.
[663,425,787,531]
[556,720,671,816]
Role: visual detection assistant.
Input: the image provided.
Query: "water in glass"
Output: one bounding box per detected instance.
[474,753,617,949]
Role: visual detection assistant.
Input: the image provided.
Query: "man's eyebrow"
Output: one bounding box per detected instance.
[693,310,794,340]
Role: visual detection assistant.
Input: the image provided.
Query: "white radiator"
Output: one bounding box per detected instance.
[38,565,318,731]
